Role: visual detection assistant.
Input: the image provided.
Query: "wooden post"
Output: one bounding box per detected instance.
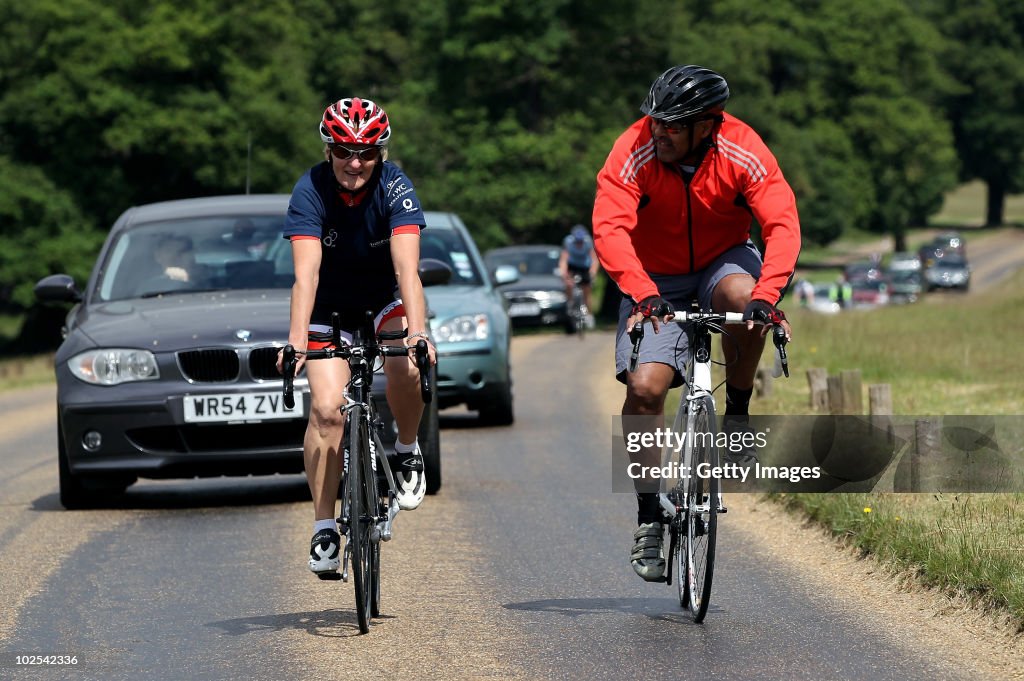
[913,418,941,492]
[807,368,829,412]
[869,384,892,416]
[827,375,843,415]
[869,383,894,444]
[839,370,863,415]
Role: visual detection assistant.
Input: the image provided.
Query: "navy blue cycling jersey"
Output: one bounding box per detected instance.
[283,161,426,324]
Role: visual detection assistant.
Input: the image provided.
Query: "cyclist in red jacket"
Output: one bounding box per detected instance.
[592,65,799,582]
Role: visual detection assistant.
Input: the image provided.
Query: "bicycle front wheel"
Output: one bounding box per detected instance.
[347,406,373,634]
[685,395,719,623]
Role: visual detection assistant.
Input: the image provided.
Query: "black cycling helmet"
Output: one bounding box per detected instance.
[640,65,730,123]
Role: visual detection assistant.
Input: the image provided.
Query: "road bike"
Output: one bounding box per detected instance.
[566,274,589,338]
[281,312,432,634]
[628,306,789,622]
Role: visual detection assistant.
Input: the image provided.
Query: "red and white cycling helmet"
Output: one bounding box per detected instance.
[319,97,391,146]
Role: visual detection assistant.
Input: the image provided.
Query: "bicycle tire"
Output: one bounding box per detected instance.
[366,429,382,618]
[667,405,690,608]
[685,395,719,623]
[347,405,372,634]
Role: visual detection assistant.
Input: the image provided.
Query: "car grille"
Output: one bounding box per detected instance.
[249,346,281,380]
[126,421,307,453]
[178,349,239,382]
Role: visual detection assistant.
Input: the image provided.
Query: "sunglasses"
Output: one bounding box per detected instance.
[651,118,691,134]
[330,144,382,162]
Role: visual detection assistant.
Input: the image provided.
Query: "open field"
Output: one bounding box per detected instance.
[932,180,1024,228]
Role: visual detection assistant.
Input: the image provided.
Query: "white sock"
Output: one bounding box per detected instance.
[394,438,418,454]
[314,518,336,534]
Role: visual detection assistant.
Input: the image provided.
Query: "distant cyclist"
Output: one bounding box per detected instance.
[592,65,799,582]
[277,97,436,577]
[558,224,600,328]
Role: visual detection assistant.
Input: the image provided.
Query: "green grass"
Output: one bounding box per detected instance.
[753,268,1024,629]
[931,180,1024,228]
[0,353,56,391]
[775,493,1024,630]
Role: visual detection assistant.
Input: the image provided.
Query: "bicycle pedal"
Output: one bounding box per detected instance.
[317,571,343,581]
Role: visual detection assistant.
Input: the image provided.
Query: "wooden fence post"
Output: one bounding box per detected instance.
[913,418,941,492]
[869,384,893,441]
[807,368,829,412]
[755,367,773,398]
[834,370,863,415]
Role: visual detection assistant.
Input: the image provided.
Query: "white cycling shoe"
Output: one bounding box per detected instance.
[391,445,426,511]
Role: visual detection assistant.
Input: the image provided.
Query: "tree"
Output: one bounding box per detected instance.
[916,0,1024,226]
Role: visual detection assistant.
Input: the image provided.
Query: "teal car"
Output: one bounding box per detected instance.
[421,212,515,426]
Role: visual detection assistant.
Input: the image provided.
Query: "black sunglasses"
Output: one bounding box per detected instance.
[330,144,382,161]
[651,118,691,134]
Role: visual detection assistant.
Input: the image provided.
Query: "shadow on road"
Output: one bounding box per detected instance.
[206,609,396,638]
[503,597,723,623]
[30,475,311,512]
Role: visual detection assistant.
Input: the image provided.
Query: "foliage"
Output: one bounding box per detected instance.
[0,0,1020,318]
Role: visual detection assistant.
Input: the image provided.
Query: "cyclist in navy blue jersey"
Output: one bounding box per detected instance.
[558,224,600,327]
[276,97,436,576]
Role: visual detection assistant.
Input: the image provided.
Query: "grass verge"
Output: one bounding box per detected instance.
[757,268,1024,630]
[0,353,55,391]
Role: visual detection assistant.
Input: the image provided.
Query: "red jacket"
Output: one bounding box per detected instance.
[592,113,800,305]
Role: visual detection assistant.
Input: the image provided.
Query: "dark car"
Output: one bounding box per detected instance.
[418,213,515,425]
[924,254,970,291]
[484,245,568,328]
[843,260,883,285]
[886,268,923,303]
[34,195,444,508]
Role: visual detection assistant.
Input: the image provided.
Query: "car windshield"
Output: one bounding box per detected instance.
[419,228,483,286]
[95,215,289,301]
[486,249,561,277]
[936,256,967,268]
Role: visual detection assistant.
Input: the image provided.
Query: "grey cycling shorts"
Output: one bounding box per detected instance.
[614,241,763,387]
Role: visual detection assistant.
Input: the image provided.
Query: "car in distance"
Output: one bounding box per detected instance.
[484,245,568,328]
[419,212,515,425]
[34,195,446,508]
[924,254,970,291]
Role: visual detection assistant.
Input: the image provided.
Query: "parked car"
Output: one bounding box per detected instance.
[484,245,568,328]
[808,283,841,315]
[34,195,448,509]
[886,268,923,303]
[843,260,883,285]
[933,231,966,257]
[418,212,515,425]
[924,254,970,291]
[888,251,922,272]
[850,278,891,309]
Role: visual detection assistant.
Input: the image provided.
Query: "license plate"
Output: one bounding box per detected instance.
[508,302,541,317]
[183,391,302,423]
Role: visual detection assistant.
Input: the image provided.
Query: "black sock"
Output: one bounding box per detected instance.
[637,492,661,525]
[725,384,753,417]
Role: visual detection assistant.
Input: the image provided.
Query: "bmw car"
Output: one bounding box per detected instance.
[34,195,445,508]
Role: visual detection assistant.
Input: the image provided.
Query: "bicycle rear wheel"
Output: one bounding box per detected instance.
[685,395,719,623]
[347,406,373,634]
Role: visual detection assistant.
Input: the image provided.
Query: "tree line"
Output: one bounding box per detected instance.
[1,0,1021,314]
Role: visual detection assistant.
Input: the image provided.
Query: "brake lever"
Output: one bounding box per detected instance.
[628,321,644,373]
[772,324,790,378]
[415,339,432,404]
[282,344,297,409]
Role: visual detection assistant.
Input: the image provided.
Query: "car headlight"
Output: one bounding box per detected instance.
[69,349,160,385]
[433,314,489,343]
[530,290,567,304]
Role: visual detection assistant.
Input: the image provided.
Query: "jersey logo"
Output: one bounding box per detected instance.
[322,229,338,248]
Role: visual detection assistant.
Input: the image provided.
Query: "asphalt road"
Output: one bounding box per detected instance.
[4,330,1013,680]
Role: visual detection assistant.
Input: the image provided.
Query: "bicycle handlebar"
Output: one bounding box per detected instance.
[627,309,790,377]
[281,312,433,409]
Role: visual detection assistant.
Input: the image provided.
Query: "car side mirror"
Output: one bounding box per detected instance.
[34,274,83,303]
[419,258,453,287]
[493,265,519,286]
